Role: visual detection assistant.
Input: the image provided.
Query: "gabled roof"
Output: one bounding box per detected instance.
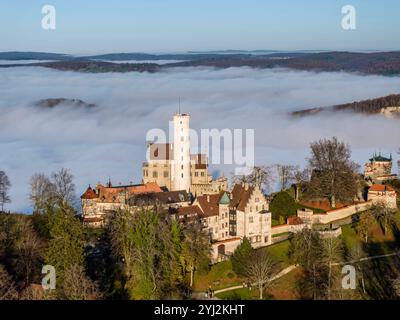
[197,193,222,217]
[230,183,254,211]
[81,186,98,199]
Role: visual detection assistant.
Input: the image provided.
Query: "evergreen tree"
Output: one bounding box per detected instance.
[231,237,253,277]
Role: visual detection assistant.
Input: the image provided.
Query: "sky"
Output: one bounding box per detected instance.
[1,66,399,212]
[0,0,400,53]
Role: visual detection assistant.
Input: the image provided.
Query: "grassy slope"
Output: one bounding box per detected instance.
[212,210,400,300]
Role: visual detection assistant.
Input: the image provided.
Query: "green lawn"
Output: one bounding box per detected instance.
[263,240,291,268]
[341,210,400,253]
[193,260,242,292]
[194,240,292,292]
[214,211,400,300]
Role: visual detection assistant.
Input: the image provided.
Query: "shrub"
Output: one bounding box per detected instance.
[269,192,297,220]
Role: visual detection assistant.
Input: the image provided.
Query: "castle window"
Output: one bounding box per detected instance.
[249,216,254,223]
[195,172,198,177]
[181,173,183,178]
[181,165,183,170]
[152,171,158,178]
[201,172,205,177]
[163,171,168,178]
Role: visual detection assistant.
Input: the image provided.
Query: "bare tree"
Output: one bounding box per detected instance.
[0,171,11,212]
[19,284,45,300]
[293,167,310,201]
[275,164,296,191]
[391,276,400,298]
[29,173,55,213]
[0,264,17,300]
[62,264,101,300]
[182,221,211,287]
[51,168,76,206]
[308,137,360,208]
[321,237,343,300]
[356,211,374,243]
[107,210,136,280]
[371,203,396,235]
[233,166,275,192]
[14,218,44,284]
[348,244,366,295]
[245,250,275,300]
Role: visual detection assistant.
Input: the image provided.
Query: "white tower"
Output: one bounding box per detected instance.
[172,113,191,192]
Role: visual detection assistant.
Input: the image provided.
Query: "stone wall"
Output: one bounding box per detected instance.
[298,201,372,225]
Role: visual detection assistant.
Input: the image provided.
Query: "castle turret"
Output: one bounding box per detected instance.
[172,113,191,192]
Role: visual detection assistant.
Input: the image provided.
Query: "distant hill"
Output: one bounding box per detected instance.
[2,51,400,76]
[292,94,400,118]
[166,51,400,76]
[0,51,71,60]
[35,98,97,109]
[34,60,161,73]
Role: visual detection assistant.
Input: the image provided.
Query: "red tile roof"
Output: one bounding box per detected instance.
[230,183,254,211]
[81,186,98,199]
[197,194,222,217]
[91,182,163,203]
[369,184,395,192]
[177,205,203,217]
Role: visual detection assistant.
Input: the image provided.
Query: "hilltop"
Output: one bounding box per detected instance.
[292,94,400,118]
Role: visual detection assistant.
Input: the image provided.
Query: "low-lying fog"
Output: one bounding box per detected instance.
[1,66,399,212]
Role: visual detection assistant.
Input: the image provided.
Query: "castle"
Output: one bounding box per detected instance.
[80,113,272,262]
[364,153,397,183]
[142,113,228,196]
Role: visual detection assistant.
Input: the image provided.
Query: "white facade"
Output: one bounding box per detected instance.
[172,114,191,192]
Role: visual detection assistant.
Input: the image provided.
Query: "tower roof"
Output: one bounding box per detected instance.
[370,153,392,162]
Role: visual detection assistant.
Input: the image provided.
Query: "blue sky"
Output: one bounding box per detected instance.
[0,0,399,54]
